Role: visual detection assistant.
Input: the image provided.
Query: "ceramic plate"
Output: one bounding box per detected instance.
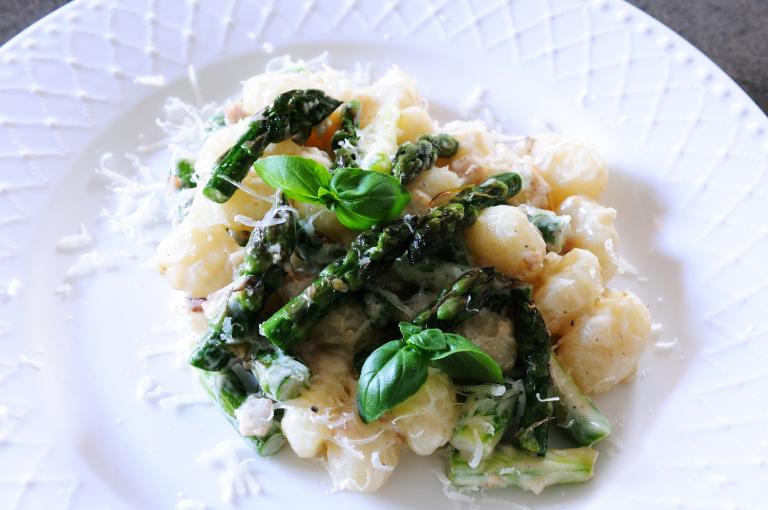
[1,0,767,508]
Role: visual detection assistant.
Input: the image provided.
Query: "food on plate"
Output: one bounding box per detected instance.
[155,59,651,495]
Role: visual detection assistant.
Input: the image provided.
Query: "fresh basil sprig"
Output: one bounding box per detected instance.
[253,155,411,230]
[357,340,430,423]
[357,323,503,423]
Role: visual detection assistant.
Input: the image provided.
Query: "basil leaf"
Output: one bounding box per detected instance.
[328,167,411,229]
[332,203,380,230]
[398,322,422,340]
[406,328,447,352]
[357,340,429,423]
[252,155,330,204]
[316,186,340,209]
[430,333,504,384]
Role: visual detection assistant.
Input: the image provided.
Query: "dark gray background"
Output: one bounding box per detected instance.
[1,0,766,112]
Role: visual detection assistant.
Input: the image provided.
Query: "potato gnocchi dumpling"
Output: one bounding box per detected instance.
[534,249,604,337]
[528,132,607,206]
[396,105,434,144]
[406,166,465,215]
[156,222,242,297]
[465,205,547,281]
[557,195,620,281]
[388,369,458,455]
[556,289,651,394]
[326,418,402,492]
[281,351,355,458]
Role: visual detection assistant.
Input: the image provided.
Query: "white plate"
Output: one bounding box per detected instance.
[1,0,767,508]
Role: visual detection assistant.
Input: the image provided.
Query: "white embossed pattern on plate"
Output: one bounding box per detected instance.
[0,0,766,508]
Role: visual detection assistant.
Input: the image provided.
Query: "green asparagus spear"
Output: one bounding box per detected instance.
[203,89,341,203]
[508,287,554,456]
[331,100,360,168]
[391,134,459,185]
[550,352,611,446]
[199,368,286,456]
[450,381,523,467]
[448,445,598,494]
[250,348,311,402]
[189,197,296,370]
[260,215,419,350]
[411,267,495,330]
[518,204,571,253]
[421,134,461,158]
[407,172,522,264]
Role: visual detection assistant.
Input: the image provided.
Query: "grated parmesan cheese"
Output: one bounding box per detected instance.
[370,451,394,472]
[234,395,275,437]
[197,441,261,503]
[433,469,477,506]
[1,277,21,299]
[64,251,119,280]
[18,355,45,370]
[218,175,275,204]
[55,223,93,252]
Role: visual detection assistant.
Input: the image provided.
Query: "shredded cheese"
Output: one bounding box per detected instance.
[55,223,92,252]
[197,441,262,503]
[64,251,119,280]
[370,451,394,472]
[234,395,275,437]
[1,277,21,299]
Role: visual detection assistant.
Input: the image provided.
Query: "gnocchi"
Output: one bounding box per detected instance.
[406,165,465,215]
[326,418,402,492]
[396,105,434,144]
[556,289,651,394]
[528,132,607,206]
[388,369,459,455]
[557,195,620,281]
[465,205,547,281]
[280,351,354,458]
[534,249,604,337]
[156,220,242,297]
